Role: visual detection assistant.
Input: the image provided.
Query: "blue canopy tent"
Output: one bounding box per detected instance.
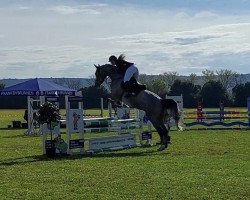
[0,78,76,96]
[0,78,77,135]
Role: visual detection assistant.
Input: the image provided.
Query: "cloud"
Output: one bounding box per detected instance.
[1,23,250,77]
[15,6,32,10]
[193,11,219,19]
[96,23,250,74]
[48,4,107,15]
[101,23,250,52]
[0,45,103,78]
[174,35,222,45]
[0,1,250,78]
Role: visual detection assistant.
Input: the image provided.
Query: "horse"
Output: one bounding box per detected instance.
[94,64,182,151]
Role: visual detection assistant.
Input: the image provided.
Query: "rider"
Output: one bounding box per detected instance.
[109,54,142,97]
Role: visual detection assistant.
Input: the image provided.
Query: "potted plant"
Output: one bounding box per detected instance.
[38,102,61,158]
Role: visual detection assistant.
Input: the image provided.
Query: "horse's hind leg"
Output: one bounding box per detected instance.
[150,119,170,151]
[157,125,170,151]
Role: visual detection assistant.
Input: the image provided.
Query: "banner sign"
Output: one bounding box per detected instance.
[68,109,84,132]
[45,97,59,102]
[89,134,136,151]
[0,90,75,96]
[141,131,152,140]
[45,140,54,148]
[69,139,85,149]
[68,96,84,102]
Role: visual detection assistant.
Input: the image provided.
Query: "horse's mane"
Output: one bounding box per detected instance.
[117,54,126,62]
[100,64,122,80]
[100,64,117,73]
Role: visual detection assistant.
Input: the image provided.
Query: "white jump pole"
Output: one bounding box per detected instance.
[65,94,84,155]
[108,99,112,118]
[100,98,104,117]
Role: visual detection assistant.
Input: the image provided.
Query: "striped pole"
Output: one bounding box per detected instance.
[84,121,109,127]
[84,125,140,133]
[84,117,113,121]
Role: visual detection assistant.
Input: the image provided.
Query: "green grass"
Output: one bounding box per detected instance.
[1,130,250,199]
[0,109,109,129]
[0,109,250,199]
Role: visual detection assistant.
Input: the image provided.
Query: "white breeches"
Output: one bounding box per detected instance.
[123,64,139,82]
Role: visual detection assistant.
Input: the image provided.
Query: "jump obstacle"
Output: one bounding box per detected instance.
[42,94,249,156]
[42,95,153,156]
[184,98,250,129]
[59,101,147,133]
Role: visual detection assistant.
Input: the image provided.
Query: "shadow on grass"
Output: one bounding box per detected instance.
[0,134,42,139]
[0,149,161,167]
[0,155,48,167]
[1,134,28,139]
[0,127,26,131]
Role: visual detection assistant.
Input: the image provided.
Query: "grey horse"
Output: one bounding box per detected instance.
[94,64,181,151]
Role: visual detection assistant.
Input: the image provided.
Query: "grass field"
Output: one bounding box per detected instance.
[0,109,250,200]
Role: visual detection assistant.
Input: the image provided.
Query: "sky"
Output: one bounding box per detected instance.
[0,0,250,78]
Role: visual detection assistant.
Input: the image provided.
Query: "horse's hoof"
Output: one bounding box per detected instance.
[157,144,167,151]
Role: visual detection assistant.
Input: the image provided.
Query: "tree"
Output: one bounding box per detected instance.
[0,96,27,109]
[80,86,109,108]
[232,82,250,107]
[38,102,61,126]
[235,74,246,85]
[169,80,182,96]
[202,69,216,83]
[147,79,169,97]
[0,82,5,89]
[200,80,228,107]
[87,75,96,86]
[216,69,239,90]
[188,73,197,85]
[53,78,84,90]
[162,71,179,87]
[38,102,61,158]
[138,74,148,85]
[169,80,201,108]
[63,78,84,90]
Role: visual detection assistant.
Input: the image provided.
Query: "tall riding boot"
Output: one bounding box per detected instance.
[130,77,147,93]
[121,81,135,98]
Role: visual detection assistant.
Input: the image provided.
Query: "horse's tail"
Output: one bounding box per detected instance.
[161,99,183,131]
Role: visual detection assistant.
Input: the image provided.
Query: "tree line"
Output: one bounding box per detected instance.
[139,69,250,108]
[0,69,249,109]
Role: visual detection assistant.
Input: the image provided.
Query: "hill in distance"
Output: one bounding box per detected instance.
[0,74,250,89]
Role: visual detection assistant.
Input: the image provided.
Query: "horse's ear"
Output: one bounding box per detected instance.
[94,64,100,69]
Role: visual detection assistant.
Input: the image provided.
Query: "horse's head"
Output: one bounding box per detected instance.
[94,64,107,87]
[94,64,119,87]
